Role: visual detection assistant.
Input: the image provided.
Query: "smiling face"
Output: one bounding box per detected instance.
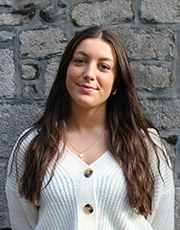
[66,38,117,112]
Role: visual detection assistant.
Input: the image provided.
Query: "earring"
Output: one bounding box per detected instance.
[112,88,117,95]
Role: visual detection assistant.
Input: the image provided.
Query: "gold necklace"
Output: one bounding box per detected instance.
[68,129,105,158]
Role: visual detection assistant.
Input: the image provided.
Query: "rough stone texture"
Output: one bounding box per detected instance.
[72,0,134,26]
[0,104,43,158]
[0,160,8,213]
[44,58,60,97]
[141,99,180,129]
[0,212,10,230]
[174,139,180,187]
[40,2,66,22]
[22,84,40,99]
[19,27,67,59]
[0,0,12,6]
[0,31,14,42]
[141,0,180,23]
[0,49,15,98]
[131,63,173,92]
[0,3,36,26]
[114,28,175,60]
[0,13,27,26]
[21,63,39,80]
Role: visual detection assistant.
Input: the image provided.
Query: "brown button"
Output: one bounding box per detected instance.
[83,204,94,214]
[84,168,93,178]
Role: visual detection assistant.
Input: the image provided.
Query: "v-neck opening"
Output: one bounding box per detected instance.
[64,144,109,166]
[58,142,118,174]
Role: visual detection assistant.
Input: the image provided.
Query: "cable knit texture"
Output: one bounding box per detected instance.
[6,128,174,230]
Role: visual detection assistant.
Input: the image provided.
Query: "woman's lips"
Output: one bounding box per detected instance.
[78,84,97,92]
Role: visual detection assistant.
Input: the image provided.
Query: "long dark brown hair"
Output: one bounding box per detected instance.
[12,26,166,216]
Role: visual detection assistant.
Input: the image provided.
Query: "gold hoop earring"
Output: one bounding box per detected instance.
[112,88,117,95]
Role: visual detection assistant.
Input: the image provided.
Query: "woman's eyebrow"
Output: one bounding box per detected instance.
[74,50,114,63]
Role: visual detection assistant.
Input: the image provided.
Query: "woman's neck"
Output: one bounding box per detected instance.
[69,105,107,132]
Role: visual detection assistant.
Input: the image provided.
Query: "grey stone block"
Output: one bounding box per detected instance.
[19,27,67,59]
[0,31,14,42]
[40,2,66,22]
[141,0,180,23]
[174,139,180,187]
[141,99,180,129]
[114,28,175,60]
[45,58,60,97]
[0,3,35,26]
[0,103,44,158]
[131,63,173,92]
[0,49,15,98]
[0,160,8,212]
[22,85,40,99]
[71,0,134,26]
[0,0,12,6]
[0,212,10,229]
[21,63,39,80]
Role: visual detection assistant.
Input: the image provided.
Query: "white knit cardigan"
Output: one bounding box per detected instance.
[6,128,174,230]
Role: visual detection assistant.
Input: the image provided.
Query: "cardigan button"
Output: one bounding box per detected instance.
[83,204,94,214]
[84,168,93,178]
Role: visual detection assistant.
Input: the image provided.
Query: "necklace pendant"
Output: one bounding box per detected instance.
[79,153,84,158]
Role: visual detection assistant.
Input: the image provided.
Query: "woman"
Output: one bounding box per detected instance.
[6,26,174,230]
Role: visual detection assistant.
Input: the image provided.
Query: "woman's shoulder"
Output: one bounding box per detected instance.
[142,128,162,147]
[7,127,38,178]
[16,127,38,148]
[145,128,173,186]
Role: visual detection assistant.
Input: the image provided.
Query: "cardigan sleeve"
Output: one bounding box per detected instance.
[6,129,39,230]
[6,184,38,230]
[147,190,174,230]
[146,128,174,230]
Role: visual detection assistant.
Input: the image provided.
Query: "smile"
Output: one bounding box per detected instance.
[78,84,97,92]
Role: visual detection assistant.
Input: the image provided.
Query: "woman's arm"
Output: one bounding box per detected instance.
[146,128,175,230]
[6,184,39,230]
[147,190,174,230]
[6,129,39,229]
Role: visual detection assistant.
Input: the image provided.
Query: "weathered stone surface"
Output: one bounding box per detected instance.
[161,138,176,179]
[0,104,44,158]
[0,31,14,42]
[40,2,66,22]
[45,58,60,97]
[141,0,180,23]
[0,212,10,229]
[114,28,175,60]
[0,3,36,25]
[175,187,180,230]
[22,85,40,99]
[174,139,180,187]
[0,0,12,6]
[21,63,38,80]
[0,160,8,212]
[0,49,15,98]
[72,0,134,26]
[20,27,67,59]
[0,13,27,25]
[141,99,180,129]
[131,63,173,92]
[174,31,180,94]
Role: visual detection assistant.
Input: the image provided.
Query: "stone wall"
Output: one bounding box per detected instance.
[0,0,179,229]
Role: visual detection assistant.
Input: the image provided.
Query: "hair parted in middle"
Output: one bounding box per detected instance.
[16,26,164,217]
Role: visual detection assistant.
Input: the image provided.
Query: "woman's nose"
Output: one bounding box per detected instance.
[83,63,96,80]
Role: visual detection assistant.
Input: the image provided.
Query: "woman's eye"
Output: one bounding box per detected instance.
[99,64,110,70]
[74,59,85,64]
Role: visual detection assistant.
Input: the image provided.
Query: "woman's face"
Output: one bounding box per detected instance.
[66,38,116,111]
